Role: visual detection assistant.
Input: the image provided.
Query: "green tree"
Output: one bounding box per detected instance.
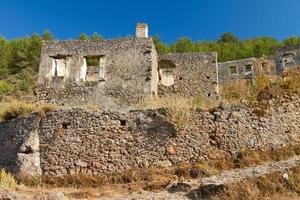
[78,33,90,41]
[218,32,239,44]
[0,37,9,78]
[0,80,11,94]
[91,32,103,41]
[170,37,194,53]
[194,41,219,53]
[153,35,169,54]
[283,36,300,47]
[42,30,53,41]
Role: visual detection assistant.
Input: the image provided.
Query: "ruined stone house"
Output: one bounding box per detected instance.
[37,23,219,109]
[275,44,300,72]
[37,23,299,109]
[218,56,277,84]
[1,24,300,179]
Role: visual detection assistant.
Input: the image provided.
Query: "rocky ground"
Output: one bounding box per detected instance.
[1,155,300,200]
[105,155,300,200]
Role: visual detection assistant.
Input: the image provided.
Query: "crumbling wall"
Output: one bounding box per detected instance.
[158,53,218,99]
[0,115,41,178]
[218,58,257,85]
[275,45,300,73]
[1,93,299,177]
[37,38,157,111]
[218,57,277,85]
[38,93,299,176]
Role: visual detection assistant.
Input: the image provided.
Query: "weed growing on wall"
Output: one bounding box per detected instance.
[0,169,17,190]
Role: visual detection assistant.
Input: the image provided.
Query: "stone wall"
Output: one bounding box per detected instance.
[0,115,41,177]
[1,93,299,177]
[37,38,158,111]
[218,57,277,85]
[158,53,218,99]
[218,58,257,85]
[275,45,300,73]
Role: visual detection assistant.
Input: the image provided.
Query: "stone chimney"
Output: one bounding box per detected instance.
[136,23,148,38]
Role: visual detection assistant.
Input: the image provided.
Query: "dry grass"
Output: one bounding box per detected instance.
[140,95,194,131]
[140,95,194,110]
[76,104,100,112]
[42,167,174,191]
[211,166,300,200]
[139,95,221,131]
[0,169,17,190]
[37,103,59,118]
[220,79,251,104]
[7,144,300,199]
[221,67,300,104]
[68,188,100,199]
[39,144,300,191]
[0,101,35,121]
[193,93,221,110]
[0,101,59,121]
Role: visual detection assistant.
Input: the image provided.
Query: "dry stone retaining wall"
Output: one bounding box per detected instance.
[0,93,299,177]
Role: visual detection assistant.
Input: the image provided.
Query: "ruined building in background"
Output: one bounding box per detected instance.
[37,23,219,109]
[218,56,277,85]
[275,45,300,72]
[218,46,300,84]
[158,53,218,98]
[37,23,299,109]
[37,23,158,110]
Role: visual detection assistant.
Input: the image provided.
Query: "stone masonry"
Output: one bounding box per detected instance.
[275,44,300,73]
[36,23,300,109]
[158,53,218,99]
[37,37,158,111]
[36,24,220,110]
[0,92,299,177]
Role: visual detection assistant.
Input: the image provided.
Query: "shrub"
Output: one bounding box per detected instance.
[283,74,300,89]
[163,104,192,131]
[0,80,12,94]
[0,169,17,190]
[220,79,251,104]
[253,76,271,93]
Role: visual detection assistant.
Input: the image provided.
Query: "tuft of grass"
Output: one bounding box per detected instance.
[0,101,59,121]
[220,79,251,104]
[140,95,193,131]
[68,188,99,199]
[77,104,100,112]
[0,101,35,121]
[0,169,17,190]
[193,93,221,110]
[211,166,300,200]
[36,103,59,118]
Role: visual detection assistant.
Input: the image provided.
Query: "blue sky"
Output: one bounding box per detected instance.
[1,0,300,43]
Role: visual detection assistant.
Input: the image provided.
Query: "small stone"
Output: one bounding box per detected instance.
[166,145,176,155]
[282,173,289,181]
[154,160,172,168]
[74,159,88,167]
[92,161,102,169]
